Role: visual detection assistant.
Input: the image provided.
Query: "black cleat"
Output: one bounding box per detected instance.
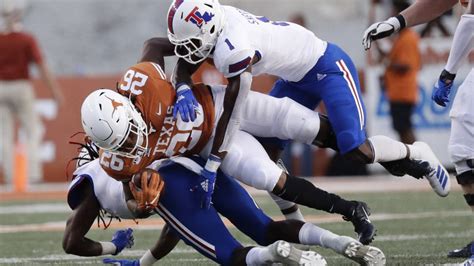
[380,158,431,179]
[343,201,376,245]
[447,241,474,258]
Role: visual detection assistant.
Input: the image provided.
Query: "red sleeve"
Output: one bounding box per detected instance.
[26,34,43,64]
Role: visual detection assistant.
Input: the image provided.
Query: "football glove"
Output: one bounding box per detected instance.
[363,15,406,50]
[129,170,165,212]
[432,69,456,107]
[191,155,221,209]
[173,83,198,122]
[103,258,139,266]
[110,228,134,255]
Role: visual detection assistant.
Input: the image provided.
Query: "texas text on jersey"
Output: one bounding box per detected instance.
[99,62,215,181]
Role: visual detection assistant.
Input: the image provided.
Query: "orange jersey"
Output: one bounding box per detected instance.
[100,62,215,181]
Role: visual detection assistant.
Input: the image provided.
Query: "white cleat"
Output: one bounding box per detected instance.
[343,241,386,266]
[270,240,327,266]
[412,142,450,197]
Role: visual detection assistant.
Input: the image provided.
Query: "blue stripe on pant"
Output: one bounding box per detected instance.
[157,159,272,265]
[268,43,367,154]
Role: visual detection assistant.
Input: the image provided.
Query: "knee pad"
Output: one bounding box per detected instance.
[344,141,374,164]
[313,114,339,151]
[456,171,474,185]
[464,194,474,206]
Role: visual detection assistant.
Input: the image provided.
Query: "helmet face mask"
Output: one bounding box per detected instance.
[81,89,149,159]
[172,36,214,64]
[167,0,224,64]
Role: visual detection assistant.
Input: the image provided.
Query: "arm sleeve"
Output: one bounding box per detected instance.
[444,14,474,74]
[216,48,255,78]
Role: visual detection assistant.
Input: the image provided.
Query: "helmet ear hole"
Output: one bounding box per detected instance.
[210,25,215,34]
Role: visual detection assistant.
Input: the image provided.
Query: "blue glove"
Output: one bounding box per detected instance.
[103,258,139,266]
[111,228,134,255]
[198,168,217,209]
[173,83,198,122]
[432,69,456,107]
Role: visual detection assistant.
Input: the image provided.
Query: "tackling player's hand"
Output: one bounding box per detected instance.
[432,70,456,107]
[103,258,139,266]
[129,170,165,212]
[191,155,221,209]
[362,16,405,50]
[173,83,198,122]
[110,228,134,255]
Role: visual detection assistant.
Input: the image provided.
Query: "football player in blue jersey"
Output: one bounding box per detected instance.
[165,0,450,208]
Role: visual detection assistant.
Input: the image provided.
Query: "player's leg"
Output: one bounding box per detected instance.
[446,72,474,258]
[212,169,385,264]
[220,130,376,244]
[314,43,449,196]
[157,161,324,265]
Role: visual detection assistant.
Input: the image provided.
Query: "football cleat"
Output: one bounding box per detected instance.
[380,158,431,179]
[412,142,450,197]
[344,201,376,245]
[269,240,327,265]
[341,238,386,266]
[448,241,474,258]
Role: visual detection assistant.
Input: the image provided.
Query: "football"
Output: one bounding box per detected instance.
[131,169,160,190]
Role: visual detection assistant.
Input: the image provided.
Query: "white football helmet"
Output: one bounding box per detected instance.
[167,0,225,64]
[81,89,148,159]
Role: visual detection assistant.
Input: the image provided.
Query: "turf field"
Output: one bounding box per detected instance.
[0,181,472,265]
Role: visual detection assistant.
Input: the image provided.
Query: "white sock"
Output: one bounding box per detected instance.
[139,250,158,266]
[285,208,306,221]
[246,246,274,265]
[369,135,408,162]
[298,223,351,254]
[269,193,306,222]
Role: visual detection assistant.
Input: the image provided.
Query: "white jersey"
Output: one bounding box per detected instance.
[67,157,205,219]
[211,6,327,81]
[68,159,135,219]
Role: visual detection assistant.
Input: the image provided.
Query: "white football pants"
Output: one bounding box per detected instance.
[200,85,320,191]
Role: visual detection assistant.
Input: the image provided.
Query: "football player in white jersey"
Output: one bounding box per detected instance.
[363,0,474,260]
[64,142,385,265]
[166,0,449,236]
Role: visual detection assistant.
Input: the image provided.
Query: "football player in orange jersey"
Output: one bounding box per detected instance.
[81,55,378,244]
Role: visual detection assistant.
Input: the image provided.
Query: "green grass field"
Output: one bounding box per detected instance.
[0,190,472,265]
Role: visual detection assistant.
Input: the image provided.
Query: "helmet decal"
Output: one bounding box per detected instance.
[185,6,215,29]
[105,95,124,118]
[168,0,185,34]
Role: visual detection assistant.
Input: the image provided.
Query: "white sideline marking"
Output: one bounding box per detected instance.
[0,210,470,233]
[0,203,69,214]
[0,249,208,264]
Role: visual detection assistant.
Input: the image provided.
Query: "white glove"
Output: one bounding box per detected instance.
[362,15,406,50]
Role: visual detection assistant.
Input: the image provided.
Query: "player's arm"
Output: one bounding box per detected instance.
[171,58,204,122]
[363,0,458,50]
[139,37,175,70]
[432,7,474,107]
[62,180,133,256]
[103,224,181,266]
[196,55,253,209]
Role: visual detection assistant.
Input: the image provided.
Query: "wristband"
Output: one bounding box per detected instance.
[100,241,117,255]
[176,82,191,92]
[205,154,222,173]
[395,14,406,29]
[440,69,456,83]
